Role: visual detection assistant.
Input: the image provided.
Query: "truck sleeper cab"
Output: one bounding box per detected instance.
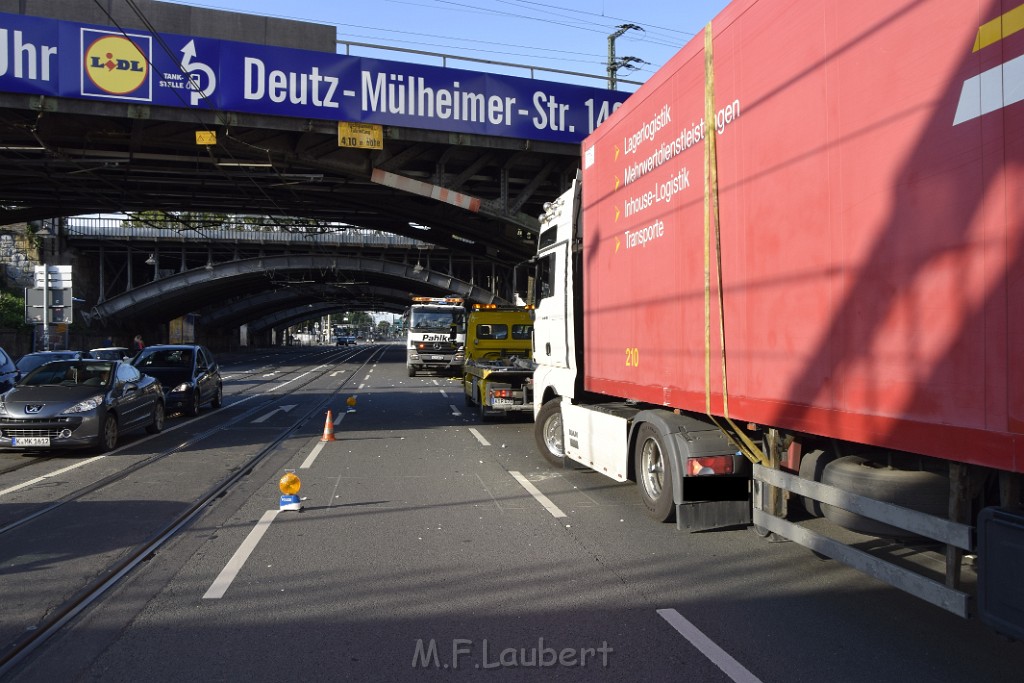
[404,297,466,377]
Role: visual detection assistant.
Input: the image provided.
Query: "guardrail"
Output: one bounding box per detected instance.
[64,218,427,249]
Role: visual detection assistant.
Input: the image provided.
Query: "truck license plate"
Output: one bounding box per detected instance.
[12,436,50,447]
[492,398,515,406]
[431,355,444,360]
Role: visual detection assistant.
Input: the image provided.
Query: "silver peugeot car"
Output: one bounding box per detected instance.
[0,360,165,452]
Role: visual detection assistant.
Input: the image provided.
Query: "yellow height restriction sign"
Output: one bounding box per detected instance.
[338,121,383,149]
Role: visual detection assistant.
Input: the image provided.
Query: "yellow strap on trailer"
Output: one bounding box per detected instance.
[702,22,767,467]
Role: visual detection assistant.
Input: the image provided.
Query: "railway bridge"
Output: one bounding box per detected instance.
[0,0,629,346]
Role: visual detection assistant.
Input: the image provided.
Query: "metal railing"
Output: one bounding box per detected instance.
[64,217,426,249]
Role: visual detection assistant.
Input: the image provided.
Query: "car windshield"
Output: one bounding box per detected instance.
[21,361,115,387]
[135,349,193,368]
[91,348,129,360]
[409,308,466,331]
[16,353,78,374]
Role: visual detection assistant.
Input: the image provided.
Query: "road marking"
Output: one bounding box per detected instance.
[252,404,296,423]
[657,609,762,683]
[203,509,279,599]
[0,455,107,496]
[330,371,342,377]
[268,371,312,392]
[333,411,347,426]
[301,441,327,469]
[510,471,566,518]
[469,427,490,446]
[439,389,449,398]
[450,405,462,417]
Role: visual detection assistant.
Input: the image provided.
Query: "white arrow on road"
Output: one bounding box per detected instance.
[253,404,296,423]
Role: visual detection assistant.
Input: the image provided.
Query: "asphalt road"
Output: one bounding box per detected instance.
[3,344,1023,682]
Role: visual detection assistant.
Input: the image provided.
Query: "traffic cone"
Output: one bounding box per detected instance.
[321,410,337,441]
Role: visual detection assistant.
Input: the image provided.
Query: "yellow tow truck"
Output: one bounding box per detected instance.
[462,304,535,420]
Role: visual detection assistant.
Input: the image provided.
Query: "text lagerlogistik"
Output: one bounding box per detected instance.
[621,99,741,187]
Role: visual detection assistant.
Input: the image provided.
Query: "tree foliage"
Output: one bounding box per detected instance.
[0,289,29,329]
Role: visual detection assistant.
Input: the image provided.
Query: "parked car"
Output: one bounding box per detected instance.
[131,344,222,415]
[15,350,91,376]
[89,346,132,361]
[0,359,165,452]
[0,347,18,393]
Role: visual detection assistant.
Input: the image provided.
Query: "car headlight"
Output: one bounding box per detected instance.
[171,382,192,393]
[61,395,105,414]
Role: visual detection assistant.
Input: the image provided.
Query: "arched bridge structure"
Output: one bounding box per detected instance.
[63,218,517,336]
[0,1,629,344]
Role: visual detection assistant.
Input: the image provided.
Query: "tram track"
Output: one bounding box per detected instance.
[0,344,391,676]
[0,345,368,505]
[0,346,352,484]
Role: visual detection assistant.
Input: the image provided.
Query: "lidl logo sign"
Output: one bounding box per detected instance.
[81,29,152,100]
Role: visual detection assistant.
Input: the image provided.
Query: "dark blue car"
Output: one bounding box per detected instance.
[131,344,223,416]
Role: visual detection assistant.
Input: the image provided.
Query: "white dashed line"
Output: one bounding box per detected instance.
[657,609,762,683]
[510,471,566,518]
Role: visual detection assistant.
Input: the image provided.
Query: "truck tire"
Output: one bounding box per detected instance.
[634,423,675,523]
[798,448,837,517]
[407,365,416,377]
[821,455,949,539]
[534,399,565,467]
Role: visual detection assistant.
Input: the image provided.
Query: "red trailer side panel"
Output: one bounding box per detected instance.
[581,0,1023,472]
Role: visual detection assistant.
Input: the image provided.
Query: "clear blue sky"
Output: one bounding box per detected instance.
[177,0,732,91]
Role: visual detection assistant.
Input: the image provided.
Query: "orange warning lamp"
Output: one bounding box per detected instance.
[279,472,302,496]
[279,471,303,511]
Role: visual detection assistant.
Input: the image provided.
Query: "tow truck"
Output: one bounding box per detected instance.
[462,304,535,420]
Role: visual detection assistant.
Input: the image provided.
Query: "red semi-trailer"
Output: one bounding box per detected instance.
[530,0,1024,634]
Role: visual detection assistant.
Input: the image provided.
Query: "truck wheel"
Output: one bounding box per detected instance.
[798,448,836,517]
[634,423,675,522]
[821,455,949,539]
[534,399,565,467]
[407,365,416,377]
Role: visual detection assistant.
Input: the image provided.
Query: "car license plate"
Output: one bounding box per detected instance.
[12,436,50,447]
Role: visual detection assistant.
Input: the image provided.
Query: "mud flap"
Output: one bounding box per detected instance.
[632,410,752,532]
[677,498,751,532]
[977,507,1024,640]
